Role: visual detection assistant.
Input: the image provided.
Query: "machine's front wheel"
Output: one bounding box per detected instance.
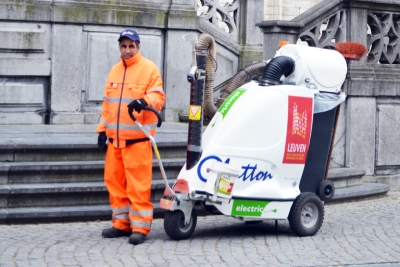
[164,209,197,240]
[288,193,324,237]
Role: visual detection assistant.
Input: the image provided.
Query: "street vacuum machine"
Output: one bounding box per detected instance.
[157,35,348,240]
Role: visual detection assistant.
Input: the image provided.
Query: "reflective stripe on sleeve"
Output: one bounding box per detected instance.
[148,95,156,106]
[99,118,106,124]
[147,88,164,94]
[106,123,157,131]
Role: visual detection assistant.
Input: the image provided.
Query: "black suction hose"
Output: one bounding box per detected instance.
[259,56,295,86]
[186,47,207,170]
[215,61,267,108]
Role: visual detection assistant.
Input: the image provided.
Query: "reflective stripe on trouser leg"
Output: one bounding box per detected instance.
[112,205,130,221]
[129,208,153,230]
[122,141,153,236]
[104,143,131,232]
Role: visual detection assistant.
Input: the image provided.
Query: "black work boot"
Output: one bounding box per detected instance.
[102,227,131,238]
[128,232,146,245]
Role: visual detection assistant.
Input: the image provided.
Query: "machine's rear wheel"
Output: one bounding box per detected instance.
[164,209,197,240]
[288,193,324,236]
[318,180,335,201]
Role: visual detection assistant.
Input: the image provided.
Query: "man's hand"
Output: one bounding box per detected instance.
[97,132,107,152]
[128,98,148,114]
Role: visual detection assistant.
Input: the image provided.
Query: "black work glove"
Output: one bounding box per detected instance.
[128,98,148,114]
[97,132,107,152]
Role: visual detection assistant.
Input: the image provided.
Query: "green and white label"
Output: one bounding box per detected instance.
[217,89,246,118]
[231,199,272,217]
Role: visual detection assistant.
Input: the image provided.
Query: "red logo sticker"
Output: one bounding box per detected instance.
[283,96,313,164]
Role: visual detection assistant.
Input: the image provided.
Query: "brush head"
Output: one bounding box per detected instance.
[334,42,368,61]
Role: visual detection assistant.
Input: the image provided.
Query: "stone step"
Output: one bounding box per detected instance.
[0,205,113,224]
[326,168,389,201]
[0,180,172,209]
[0,143,187,162]
[327,168,366,189]
[0,124,189,162]
[0,183,389,224]
[328,183,390,203]
[0,158,185,184]
[0,202,210,224]
[0,166,389,210]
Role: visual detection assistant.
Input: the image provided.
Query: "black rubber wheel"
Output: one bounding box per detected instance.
[318,180,335,201]
[163,209,197,240]
[288,192,324,237]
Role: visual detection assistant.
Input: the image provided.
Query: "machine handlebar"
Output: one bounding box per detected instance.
[128,106,163,128]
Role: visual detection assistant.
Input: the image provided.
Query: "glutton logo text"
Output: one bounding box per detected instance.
[197,156,274,183]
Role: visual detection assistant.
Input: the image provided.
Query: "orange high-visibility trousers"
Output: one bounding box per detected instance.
[104,140,153,235]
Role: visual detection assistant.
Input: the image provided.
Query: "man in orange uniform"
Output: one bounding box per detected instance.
[97,29,165,245]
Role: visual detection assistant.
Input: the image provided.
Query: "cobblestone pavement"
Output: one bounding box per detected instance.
[1,192,400,267]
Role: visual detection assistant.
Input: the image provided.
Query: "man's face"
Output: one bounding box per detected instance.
[119,38,140,59]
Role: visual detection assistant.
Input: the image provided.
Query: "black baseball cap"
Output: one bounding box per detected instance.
[118,29,140,43]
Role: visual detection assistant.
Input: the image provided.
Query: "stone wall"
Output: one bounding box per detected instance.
[264,0,322,21]
[0,0,263,125]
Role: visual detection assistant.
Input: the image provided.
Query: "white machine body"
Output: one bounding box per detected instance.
[176,82,315,219]
[278,44,347,93]
[165,45,347,221]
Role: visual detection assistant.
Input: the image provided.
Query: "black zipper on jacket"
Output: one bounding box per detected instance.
[117,60,127,148]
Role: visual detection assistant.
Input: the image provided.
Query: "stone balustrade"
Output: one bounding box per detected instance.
[257,0,400,188]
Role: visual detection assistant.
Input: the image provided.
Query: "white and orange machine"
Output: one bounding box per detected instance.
[158,44,347,240]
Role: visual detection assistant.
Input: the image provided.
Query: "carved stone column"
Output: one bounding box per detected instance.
[162,0,200,122]
[238,0,264,67]
[256,21,303,60]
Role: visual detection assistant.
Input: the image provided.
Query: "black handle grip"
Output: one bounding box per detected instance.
[128,106,162,128]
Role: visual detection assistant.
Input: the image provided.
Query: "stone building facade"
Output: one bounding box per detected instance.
[0,0,263,125]
[0,0,323,125]
[264,0,322,21]
[1,0,399,189]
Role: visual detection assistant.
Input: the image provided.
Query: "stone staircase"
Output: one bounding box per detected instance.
[326,168,390,203]
[0,124,390,224]
[0,124,187,224]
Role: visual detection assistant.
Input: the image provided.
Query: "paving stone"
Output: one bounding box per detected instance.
[0,193,400,266]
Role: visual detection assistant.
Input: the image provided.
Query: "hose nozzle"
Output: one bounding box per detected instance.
[183,33,198,80]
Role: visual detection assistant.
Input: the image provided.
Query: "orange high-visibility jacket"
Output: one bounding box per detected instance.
[96,52,165,147]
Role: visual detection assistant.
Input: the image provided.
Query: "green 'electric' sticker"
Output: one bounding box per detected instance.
[231,199,271,217]
[217,89,246,118]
